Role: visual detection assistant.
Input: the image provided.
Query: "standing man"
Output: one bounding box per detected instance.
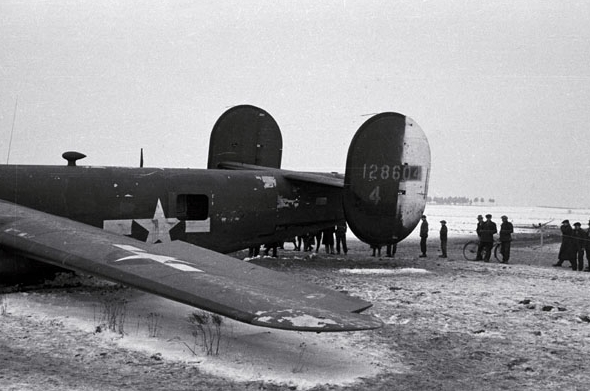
[475,215,485,260]
[386,243,397,258]
[572,222,585,271]
[335,220,348,255]
[585,220,590,271]
[554,220,575,268]
[499,215,514,263]
[419,215,429,258]
[371,245,382,257]
[479,214,497,262]
[302,233,312,251]
[439,220,448,258]
[322,226,336,254]
[314,230,322,253]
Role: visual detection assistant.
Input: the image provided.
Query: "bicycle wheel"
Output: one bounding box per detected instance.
[463,241,479,261]
[494,243,501,261]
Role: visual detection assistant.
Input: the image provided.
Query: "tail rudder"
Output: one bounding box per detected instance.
[343,112,431,245]
[208,105,283,169]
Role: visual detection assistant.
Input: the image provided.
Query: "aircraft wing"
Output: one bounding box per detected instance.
[0,200,381,332]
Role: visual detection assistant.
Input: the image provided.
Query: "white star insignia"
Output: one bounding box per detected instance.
[133,199,180,243]
[112,244,204,273]
[103,198,180,243]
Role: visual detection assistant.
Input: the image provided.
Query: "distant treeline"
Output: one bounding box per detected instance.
[427,196,496,205]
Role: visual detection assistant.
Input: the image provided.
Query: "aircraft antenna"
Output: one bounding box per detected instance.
[140,148,144,168]
[6,96,18,164]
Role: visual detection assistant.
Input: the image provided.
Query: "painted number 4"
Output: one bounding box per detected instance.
[369,186,381,205]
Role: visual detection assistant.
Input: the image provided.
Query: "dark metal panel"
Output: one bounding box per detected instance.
[207,105,283,169]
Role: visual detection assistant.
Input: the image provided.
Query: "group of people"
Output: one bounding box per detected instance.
[418,213,514,262]
[251,213,525,262]
[370,243,397,257]
[296,220,349,255]
[418,215,450,259]
[248,219,349,258]
[554,219,590,271]
[246,214,590,268]
[475,214,513,262]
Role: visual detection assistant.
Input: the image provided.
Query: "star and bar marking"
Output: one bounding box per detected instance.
[103,198,210,243]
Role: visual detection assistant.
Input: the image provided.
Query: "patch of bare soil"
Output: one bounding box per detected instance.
[2,233,590,390]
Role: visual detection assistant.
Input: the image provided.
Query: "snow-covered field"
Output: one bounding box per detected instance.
[2,204,590,390]
[1,284,384,389]
[343,204,590,242]
[413,204,590,237]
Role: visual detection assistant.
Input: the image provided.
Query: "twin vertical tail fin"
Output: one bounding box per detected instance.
[207,105,283,169]
[343,113,431,245]
[208,105,431,246]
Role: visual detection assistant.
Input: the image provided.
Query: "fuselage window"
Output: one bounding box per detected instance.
[177,194,208,220]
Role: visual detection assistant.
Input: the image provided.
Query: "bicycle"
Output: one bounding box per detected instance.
[463,240,501,261]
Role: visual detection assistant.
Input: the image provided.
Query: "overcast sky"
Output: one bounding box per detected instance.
[1,0,589,207]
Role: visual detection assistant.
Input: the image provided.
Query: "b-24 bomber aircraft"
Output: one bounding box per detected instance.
[0,105,430,332]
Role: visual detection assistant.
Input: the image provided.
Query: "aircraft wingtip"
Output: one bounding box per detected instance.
[252,309,383,332]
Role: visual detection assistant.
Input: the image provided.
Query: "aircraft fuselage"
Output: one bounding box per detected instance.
[0,165,343,254]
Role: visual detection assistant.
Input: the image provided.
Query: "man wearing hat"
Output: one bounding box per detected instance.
[479,214,497,262]
[554,220,576,268]
[439,220,448,258]
[499,215,514,263]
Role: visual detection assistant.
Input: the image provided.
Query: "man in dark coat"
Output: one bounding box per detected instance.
[419,215,428,257]
[475,215,485,260]
[499,215,514,263]
[554,220,576,269]
[322,226,335,254]
[439,220,448,258]
[479,214,497,262]
[572,222,586,271]
[335,220,348,255]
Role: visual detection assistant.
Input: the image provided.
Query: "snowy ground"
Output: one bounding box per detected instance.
[1,280,388,390]
[2,211,590,390]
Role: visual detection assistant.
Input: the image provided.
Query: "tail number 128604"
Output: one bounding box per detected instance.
[362,164,422,182]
